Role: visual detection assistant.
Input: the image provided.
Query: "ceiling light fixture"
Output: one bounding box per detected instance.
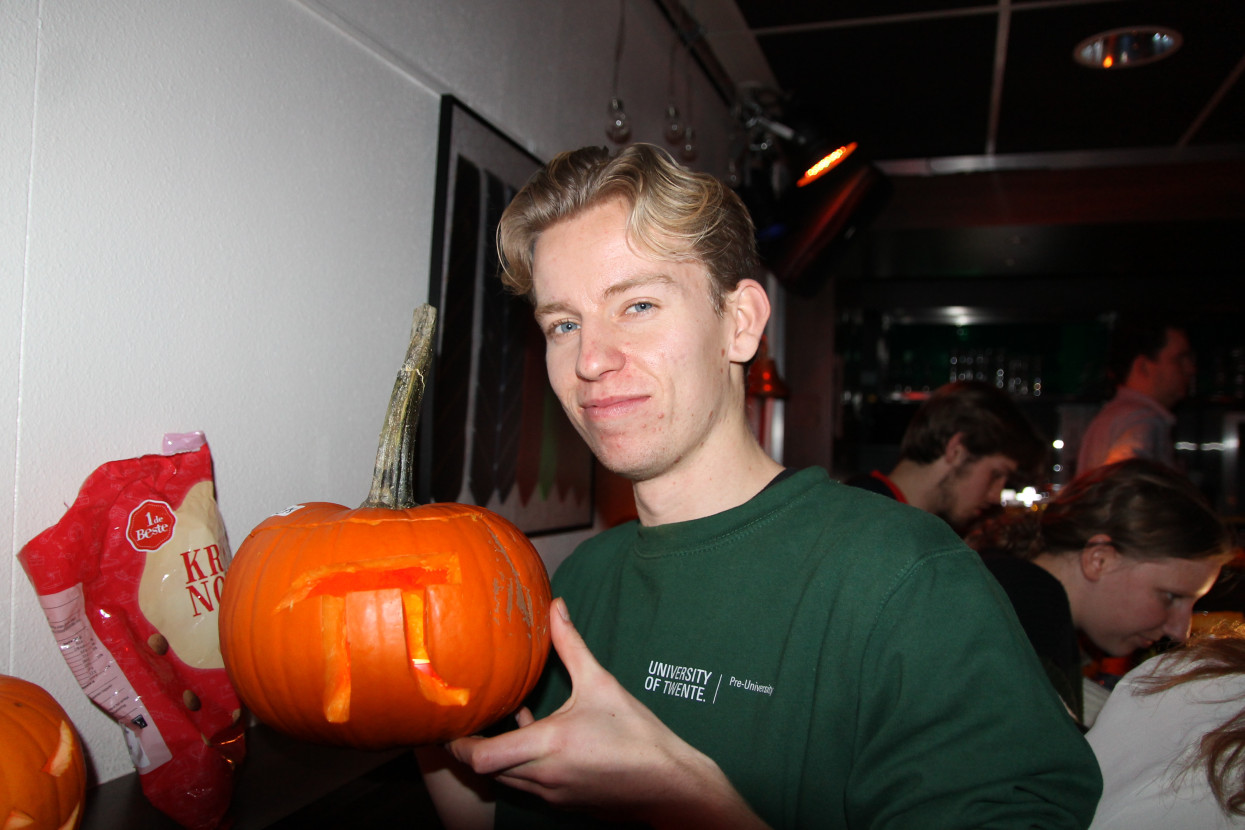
[605,0,631,144]
[663,36,685,145]
[1073,26,1182,70]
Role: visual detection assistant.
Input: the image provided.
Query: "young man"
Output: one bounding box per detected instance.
[846,380,1045,533]
[1077,318,1195,475]
[418,144,1100,829]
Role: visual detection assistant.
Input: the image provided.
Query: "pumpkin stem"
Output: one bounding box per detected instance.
[363,304,438,509]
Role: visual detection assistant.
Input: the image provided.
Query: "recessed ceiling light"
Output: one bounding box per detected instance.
[1074,26,1182,69]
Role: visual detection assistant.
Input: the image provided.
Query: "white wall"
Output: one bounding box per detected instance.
[2,0,733,786]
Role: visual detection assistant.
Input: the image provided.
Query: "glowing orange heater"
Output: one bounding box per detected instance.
[796,142,859,188]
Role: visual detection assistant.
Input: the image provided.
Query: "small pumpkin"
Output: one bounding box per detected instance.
[0,675,87,830]
[219,305,552,749]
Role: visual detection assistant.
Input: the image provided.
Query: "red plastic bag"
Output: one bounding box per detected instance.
[19,436,245,829]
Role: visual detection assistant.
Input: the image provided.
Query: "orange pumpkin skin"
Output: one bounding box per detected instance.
[218,501,551,750]
[0,675,87,830]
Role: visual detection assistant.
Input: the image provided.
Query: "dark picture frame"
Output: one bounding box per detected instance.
[417,96,594,535]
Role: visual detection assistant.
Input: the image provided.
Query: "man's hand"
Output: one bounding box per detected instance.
[448,598,768,829]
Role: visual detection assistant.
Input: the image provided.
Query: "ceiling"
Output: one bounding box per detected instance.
[718,0,1245,164]
[674,0,1245,316]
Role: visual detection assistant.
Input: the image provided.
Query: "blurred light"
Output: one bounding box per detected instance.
[943,306,973,326]
[1074,27,1181,70]
[1177,441,1233,452]
[1017,486,1042,508]
[1052,439,1065,450]
[1001,486,1046,508]
[797,142,859,187]
[747,336,788,398]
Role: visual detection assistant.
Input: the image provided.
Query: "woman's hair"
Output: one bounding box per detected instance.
[1136,626,1245,815]
[496,143,759,312]
[966,458,1231,562]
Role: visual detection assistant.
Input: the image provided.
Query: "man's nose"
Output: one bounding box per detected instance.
[576,326,625,380]
[986,482,1006,507]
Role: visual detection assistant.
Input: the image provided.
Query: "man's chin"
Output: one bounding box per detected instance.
[938,510,977,535]
[596,452,660,483]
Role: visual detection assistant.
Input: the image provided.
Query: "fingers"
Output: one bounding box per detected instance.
[448,600,601,781]
[445,706,534,774]
[548,597,600,684]
[448,733,518,776]
[449,712,557,777]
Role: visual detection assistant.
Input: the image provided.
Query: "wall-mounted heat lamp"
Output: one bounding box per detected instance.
[796,142,859,188]
[731,89,890,296]
[764,153,891,296]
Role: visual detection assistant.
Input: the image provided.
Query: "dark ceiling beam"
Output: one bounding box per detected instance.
[878,144,1245,177]
[872,159,1245,229]
[836,274,1243,318]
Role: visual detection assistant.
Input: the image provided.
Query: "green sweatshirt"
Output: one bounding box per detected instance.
[496,467,1101,829]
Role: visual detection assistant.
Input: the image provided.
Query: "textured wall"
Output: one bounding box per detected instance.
[2,0,734,786]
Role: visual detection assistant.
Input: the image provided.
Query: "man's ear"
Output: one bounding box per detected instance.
[943,431,970,466]
[1128,352,1156,385]
[1079,534,1116,581]
[725,278,771,363]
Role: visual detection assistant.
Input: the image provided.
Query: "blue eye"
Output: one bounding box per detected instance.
[552,320,579,336]
[628,301,654,314]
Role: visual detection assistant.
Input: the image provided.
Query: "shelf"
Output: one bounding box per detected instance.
[81,721,442,829]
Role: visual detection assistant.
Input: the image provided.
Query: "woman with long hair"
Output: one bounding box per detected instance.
[966,458,1233,726]
[1087,625,1245,828]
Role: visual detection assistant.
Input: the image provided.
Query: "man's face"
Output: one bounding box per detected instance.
[1147,328,1196,409]
[932,453,1017,530]
[1079,551,1224,656]
[530,199,740,482]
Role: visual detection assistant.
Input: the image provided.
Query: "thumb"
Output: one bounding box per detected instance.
[549,597,600,684]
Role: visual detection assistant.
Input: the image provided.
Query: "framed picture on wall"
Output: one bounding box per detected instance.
[417,96,594,536]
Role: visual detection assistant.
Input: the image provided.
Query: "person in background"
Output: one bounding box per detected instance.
[1076,315,1195,474]
[966,458,1233,728]
[416,143,1101,829]
[846,379,1045,534]
[1087,625,1245,829]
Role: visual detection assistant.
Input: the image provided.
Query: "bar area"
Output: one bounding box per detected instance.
[6,0,1245,827]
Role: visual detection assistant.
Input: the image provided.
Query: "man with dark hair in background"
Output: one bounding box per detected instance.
[847,379,1045,533]
[1077,316,1194,475]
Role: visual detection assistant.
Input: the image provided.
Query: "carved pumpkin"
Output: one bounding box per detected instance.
[0,675,87,830]
[219,306,552,749]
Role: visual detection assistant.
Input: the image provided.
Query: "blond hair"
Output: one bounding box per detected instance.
[497,144,758,312]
